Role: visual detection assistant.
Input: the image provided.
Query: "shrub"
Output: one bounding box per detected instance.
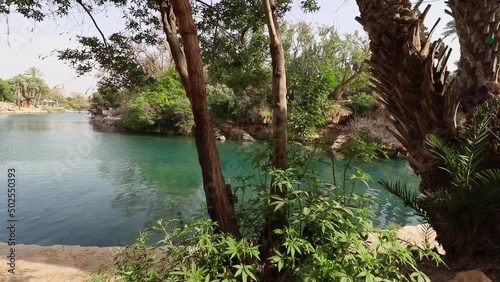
[160,98,194,136]
[124,67,194,135]
[114,184,441,281]
[207,83,235,120]
[349,92,377,115]
[343,116,402,153]
[113,142,443,281]
[230,86,271,124]
[381,99,500,257]
[0,79,14,102]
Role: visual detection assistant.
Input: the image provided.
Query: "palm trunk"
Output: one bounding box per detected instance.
[354,0,500,258]
[158,0,241,238]
[355,0,457,192]
[447,1,500,113]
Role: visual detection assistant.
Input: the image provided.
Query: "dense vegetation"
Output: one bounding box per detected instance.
[60,18,376,136]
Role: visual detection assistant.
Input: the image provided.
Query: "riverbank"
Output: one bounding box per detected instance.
[0,243,115,282]
[0,225,496,282]
[0,101,75,115]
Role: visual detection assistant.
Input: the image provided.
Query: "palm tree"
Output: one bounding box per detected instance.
[24,67,42,79]
[442,20,457,41]
[353,0,500,258]
[9,75,28,105]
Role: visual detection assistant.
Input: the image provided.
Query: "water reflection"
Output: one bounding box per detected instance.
[0,114,423,246]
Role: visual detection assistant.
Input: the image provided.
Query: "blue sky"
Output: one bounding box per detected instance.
[0,0,456,95]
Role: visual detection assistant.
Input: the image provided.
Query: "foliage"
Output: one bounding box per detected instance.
[115,219,261,282]
[380,99,500,255]
[92,84,122,108]
[113,142,441,281]
[196,0,318,95]
[349,92,377,115]
[343,116,401,152]
[0,79,14,102]
[442,20,457,41]
[283,22,371,101]
[65,95,89,111]
[207,84,235,120]
[58,33,157,91]
[288,100,327,139]
[9,69,49,104]
[125,67,194,135]
[229,87,272,124]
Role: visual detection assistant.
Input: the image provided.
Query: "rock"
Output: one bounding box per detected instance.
[213,128,226,141]
[241,132,255,142]
[331,134,350,151]
[226,127,255,142]
[396,224,444,255]
[449,270,492,282]
[328,106,353,125]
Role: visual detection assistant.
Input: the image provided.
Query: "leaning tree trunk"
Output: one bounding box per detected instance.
[354,0,500,258]
[157,0,241,238]
[261,0,288,279]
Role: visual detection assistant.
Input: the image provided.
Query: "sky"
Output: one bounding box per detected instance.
[0,0,457,95]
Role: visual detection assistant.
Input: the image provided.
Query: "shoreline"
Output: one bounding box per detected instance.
[0,243,117,282]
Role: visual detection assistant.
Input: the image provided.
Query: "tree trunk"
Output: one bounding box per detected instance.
[156,0,191,99]
[262,0,288,278]
[332,85,344,101]
[158,0,240,238]
[354,0,457,190]
[447,1,500,114]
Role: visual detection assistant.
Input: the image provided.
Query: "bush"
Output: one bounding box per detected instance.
[230,86,271,124]
[0,79,14,102]
[113,142,443,281]
[124,67,194,135]
[349,92,377,115]
[207,83,235,119]
[114,186,440,281]
[160,98,194,136]
[343,116,402,153]
[381,99,500,257]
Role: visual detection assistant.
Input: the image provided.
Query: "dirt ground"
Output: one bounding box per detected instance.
[0,243,117,282]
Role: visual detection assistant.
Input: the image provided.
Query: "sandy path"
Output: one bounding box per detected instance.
[0,243,118,282]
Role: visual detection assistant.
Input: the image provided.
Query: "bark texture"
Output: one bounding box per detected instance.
[158,0,240,238]
[446,0,500,113]
[355,0,457,191]
[262,0,288,278]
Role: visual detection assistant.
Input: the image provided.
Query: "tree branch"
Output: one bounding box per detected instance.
[76,0,109,50]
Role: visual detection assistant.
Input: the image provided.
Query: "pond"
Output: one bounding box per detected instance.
[0,113,422,246]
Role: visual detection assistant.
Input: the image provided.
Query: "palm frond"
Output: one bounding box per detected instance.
[473,169,500,188]
[379,180,427,219]
[425,99,500,189]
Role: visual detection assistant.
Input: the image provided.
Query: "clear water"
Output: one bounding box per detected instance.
[0,114,422,246]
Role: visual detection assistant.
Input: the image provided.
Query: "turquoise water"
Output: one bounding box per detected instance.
[0,114,422,246]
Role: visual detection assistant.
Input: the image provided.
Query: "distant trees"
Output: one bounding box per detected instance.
[0,79,13,102]
[0,68,89,110]
[283,22,371,102]
[9,67,49,106]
